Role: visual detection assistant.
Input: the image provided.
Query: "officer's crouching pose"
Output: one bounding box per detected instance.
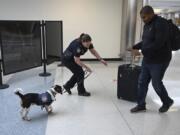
[62,33,107,97]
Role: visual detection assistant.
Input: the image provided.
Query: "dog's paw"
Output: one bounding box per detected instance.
[48,111,53,114]
[22,117,31,121]
[48,109,53,113]
[47,107,53,114]
[45,106,53,114]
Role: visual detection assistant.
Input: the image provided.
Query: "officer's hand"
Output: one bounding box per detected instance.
[86,67,92,73]
[101,59,108,66]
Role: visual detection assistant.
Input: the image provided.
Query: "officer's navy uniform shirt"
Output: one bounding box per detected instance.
[63,39,94,62]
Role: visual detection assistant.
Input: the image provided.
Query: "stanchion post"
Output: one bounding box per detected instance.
[39,20,51,77]
[0,59,9,89]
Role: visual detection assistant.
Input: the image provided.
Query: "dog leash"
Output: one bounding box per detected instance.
[63,70,92,93]
[41,71,91,110]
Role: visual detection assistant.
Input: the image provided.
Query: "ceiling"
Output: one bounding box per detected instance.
[149,0,180,13]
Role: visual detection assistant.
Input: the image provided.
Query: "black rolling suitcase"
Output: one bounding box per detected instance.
[117,64,141,102]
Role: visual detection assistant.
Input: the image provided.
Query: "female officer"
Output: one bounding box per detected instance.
[62,33,107,96]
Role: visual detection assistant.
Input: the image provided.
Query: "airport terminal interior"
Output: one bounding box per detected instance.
[0,0,180,135]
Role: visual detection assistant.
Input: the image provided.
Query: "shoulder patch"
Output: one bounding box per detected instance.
[77,48,81,53]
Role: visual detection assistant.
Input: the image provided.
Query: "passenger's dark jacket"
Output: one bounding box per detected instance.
[133,15,172,64]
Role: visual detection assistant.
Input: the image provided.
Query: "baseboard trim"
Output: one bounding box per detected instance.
[54,57,123,62]
[81,58,123,61]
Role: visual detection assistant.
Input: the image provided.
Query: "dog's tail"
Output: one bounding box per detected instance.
[14,88,24,99]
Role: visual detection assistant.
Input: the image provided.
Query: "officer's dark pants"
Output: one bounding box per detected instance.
[137,59,173,107]
[63,60,86,94]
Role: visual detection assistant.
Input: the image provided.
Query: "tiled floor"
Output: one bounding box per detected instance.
[0,64,56,135]
[1,51,180,135]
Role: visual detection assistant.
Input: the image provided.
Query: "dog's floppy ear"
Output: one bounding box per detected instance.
[54,85,62,94]
[55,85,60,87]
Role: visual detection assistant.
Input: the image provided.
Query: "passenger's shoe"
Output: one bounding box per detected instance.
[63,85,72,95]
[78,91,91,97]
[130,105,146,113]
[159,99,174,113]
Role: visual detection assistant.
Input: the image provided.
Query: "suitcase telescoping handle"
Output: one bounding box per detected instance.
[130,55,136,68]
[125,51,136,69]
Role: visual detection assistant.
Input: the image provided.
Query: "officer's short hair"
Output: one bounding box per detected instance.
[140,5,154,15]
[79,33,92,42]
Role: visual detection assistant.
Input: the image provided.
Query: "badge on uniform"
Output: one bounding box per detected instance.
[77,48,81,53]
[149,27,152,31]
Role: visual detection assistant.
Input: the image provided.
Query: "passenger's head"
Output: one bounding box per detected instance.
[140,5,155,24]
[79,33,92,48]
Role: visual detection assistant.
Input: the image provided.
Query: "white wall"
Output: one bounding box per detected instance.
[0,0,123,59]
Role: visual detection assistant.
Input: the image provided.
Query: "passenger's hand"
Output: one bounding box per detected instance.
[127,47,141,57]
[101,59,108,66]
[131,49,141,57]
[126,47,133,52]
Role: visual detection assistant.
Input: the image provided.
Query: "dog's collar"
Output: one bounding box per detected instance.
[51,88,58,94]
[47,90,56,101]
